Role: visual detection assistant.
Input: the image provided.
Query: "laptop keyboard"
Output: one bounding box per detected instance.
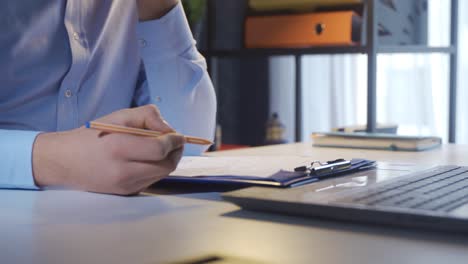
[336,166,468,212]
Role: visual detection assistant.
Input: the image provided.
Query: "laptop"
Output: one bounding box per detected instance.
[222,163,468,233]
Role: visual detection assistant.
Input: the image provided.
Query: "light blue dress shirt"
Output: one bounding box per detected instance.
[0,1,217,189]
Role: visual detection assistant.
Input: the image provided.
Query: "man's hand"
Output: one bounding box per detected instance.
[136,0,179,21]
[32,105,185,195]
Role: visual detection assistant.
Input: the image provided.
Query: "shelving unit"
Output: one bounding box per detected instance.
[203,0,459,143]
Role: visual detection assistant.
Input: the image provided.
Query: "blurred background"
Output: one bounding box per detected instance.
[182,0,467,149]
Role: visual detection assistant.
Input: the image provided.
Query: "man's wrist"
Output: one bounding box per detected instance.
[32,132,63,187]
[137,0,179,21]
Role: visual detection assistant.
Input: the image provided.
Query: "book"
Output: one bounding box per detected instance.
[311,132,442,151]
[332,124,398,134]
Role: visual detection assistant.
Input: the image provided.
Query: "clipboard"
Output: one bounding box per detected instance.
[162,156,375,188]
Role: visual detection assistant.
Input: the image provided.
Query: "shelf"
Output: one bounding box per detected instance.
[201,46,367,58]
[202,45,455,58]
[378,45,456,54]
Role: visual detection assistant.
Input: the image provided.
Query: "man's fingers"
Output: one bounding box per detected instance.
[131,147,185,189]
[109,133,185,162]
[155,133,186,160]
[125,105,175,133]
[122,147,184,190]
[158,146,185,175]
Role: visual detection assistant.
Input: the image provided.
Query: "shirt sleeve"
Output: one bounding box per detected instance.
[0,130,41,190]
[135,2,217,156]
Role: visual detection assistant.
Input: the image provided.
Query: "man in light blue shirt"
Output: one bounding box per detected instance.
[0,0,217,195]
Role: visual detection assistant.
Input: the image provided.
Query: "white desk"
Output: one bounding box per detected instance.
[2,143,468,264]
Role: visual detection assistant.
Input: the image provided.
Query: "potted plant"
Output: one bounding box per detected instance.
[183,0,207,47]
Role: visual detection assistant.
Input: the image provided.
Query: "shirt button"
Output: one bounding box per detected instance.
[139,38,147,48]
[65,89,73,98]
[73,32,80,41]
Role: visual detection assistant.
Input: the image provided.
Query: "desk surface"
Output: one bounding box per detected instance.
[3,143,468,264]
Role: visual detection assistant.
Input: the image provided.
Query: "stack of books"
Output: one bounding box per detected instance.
[311,132,442,151]
[332,124,398,134]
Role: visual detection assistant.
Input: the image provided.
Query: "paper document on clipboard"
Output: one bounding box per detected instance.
[170,156,313,178]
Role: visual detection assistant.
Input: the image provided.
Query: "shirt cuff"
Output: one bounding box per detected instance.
[136,2,195,60]
[0,130,41,190]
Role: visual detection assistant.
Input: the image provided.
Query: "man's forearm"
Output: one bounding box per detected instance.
[137,0,179,21]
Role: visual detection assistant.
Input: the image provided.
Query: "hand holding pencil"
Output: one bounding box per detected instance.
[33,105,206,196]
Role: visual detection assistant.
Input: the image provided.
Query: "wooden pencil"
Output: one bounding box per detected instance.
[86,121,213,145]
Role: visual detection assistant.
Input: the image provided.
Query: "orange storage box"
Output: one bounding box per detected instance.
[245,11,362,48]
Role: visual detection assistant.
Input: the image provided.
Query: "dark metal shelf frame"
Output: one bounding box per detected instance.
[201,45,456,57]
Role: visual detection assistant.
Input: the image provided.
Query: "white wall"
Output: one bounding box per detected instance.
[269,56,295,143]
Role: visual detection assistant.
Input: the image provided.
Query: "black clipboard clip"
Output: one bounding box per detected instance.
[294,159,352,179]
